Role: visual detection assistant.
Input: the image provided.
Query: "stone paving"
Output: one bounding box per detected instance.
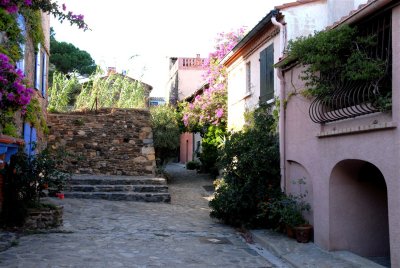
[0,163,276,268]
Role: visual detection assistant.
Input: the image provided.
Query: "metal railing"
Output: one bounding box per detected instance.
[309,8,392,124]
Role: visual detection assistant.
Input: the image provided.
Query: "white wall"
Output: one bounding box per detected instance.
[283,1,328,42]
[227,36,281,131]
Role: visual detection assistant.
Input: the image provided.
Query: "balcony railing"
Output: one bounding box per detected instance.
[309,8,392,124]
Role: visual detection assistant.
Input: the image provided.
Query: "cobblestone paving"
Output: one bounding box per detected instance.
[0,164,273,267]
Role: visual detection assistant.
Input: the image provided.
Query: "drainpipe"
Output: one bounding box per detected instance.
[271,14,287,191]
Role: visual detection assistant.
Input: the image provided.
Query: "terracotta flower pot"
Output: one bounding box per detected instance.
[286,225,296,238]
[294,224,313,243]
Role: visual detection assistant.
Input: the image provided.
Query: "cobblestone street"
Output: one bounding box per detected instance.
[0,164,276,267]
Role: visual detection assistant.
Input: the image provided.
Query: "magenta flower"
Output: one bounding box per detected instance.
[5,4,18,13]
[62,3,66,11]
[215,108,224,118]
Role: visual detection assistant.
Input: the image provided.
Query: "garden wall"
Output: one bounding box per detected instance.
[47,108,155,176]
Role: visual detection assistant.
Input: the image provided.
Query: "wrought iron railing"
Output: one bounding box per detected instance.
[309,8,392,124]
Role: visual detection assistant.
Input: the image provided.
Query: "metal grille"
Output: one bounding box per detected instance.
[309,10,392,124]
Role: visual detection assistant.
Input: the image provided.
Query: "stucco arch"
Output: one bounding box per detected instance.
[286,160,313,225]
[329,159,389,258]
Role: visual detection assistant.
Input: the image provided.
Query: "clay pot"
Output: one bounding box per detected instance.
[286,225,296,238]
[294,224,313,243]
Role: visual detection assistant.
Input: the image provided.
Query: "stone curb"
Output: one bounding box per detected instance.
[250,229,385,268]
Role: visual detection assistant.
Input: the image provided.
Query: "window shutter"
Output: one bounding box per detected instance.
[35,44,41,90]
[16,14,25,74]
[30,127,37,156]
[259,49,267,102]
[23,123,32,156]
[265,44,274,101]
[259,45,274,103]
[41,52,47,97]
[23,123,37,157]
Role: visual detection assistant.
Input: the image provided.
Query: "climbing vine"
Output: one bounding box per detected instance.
[0,0,89,137]
[286,25,387,98]
[180,28,246,132]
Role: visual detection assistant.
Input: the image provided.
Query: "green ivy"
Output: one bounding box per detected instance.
[2,122,19,137]
[287,25,386,97]
[21,8,44,52]
[25,98,49,135]
[0,9,24,62]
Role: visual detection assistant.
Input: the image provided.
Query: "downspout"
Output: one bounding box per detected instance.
[271,14,287,191]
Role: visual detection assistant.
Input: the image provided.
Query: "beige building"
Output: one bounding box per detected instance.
[223,0,369,131]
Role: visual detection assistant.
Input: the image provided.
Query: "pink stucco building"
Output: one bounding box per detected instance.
[278,0,399,266]
[166,55,206,164]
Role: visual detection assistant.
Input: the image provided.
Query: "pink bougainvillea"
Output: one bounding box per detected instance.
[0,53,33,113]
[0,0,88,30]
[181,28,246,131]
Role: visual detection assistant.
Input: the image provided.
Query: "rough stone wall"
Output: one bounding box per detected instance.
[24,205,63,230]
[47,109,155,176]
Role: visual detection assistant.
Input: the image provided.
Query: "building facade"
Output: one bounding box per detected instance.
[0,10,50,211]
[223,0,369,131]
[279,0,398,266]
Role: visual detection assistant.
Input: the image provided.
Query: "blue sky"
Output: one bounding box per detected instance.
[52,0,286,96]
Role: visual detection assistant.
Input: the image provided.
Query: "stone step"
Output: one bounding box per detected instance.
[69,174,167,186]
[64,192,171,203]
[68,184,169,193]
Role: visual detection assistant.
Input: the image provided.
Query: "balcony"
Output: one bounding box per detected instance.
[309,9,392,124]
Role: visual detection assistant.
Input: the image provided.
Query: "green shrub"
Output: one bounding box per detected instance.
[209,105,281,227]
[198,125,225,175]
[186,161,200,170]
[150,105,180,167]
[1,148,70,226]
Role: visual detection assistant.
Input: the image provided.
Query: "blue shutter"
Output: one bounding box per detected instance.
[16,14,25,74]
[23,122,32,156]
[35,44,41,90]
[23,123,37,157]
[30,127,37,156]
[41,52,47,97]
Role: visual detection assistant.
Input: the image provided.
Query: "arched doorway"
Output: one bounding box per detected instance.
[329,160,389,258]
[286,160,313,225]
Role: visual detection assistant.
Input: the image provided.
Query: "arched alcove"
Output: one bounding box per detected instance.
[329,159,390,258]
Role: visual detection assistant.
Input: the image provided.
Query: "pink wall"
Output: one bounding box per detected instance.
[281,6,400,266]
[179,132,193,164]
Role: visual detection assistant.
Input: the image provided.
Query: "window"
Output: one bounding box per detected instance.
[259,44,274,103]
[34,43,47,98]
[246,61,251,94]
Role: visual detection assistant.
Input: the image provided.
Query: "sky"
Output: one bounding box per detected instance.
[51,0,287,96]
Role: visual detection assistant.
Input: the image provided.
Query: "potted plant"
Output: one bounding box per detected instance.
[268,178,312,242]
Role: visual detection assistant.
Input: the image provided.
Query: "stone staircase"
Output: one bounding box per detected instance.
[64,174,171,203]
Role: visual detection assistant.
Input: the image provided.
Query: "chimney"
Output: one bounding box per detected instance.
[107,67,117,76]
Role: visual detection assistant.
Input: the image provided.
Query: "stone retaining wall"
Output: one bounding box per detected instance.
[47,109,155,176]
[24,206,63,229]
